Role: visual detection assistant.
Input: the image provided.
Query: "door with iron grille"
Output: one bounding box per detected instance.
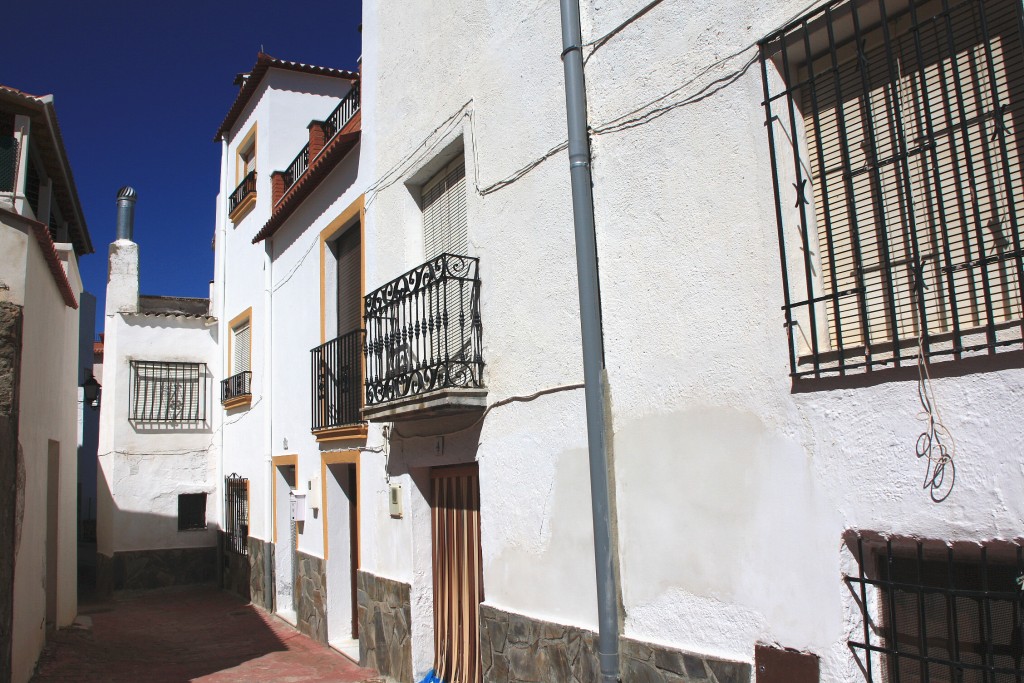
[431,464,483,683]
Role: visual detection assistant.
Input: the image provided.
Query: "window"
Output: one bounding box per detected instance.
[223,310,252,404]
[177,493,207,531]
[760,0,1024,377]
[224,474,249,554]
[422,157,468,259]
[847,533,1024,682]
[229,125,257,218]
[129,360,207,423]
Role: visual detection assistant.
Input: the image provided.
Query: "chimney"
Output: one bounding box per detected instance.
[106,186,139,316]
[115,186,137,240]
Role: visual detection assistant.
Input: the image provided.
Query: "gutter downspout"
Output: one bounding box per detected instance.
[263,240,274,609]
[215,138,228,586]
[558,2,621,682]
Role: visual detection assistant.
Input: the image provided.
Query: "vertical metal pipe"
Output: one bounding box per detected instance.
[115,186,137,241]
[558,2,621,681]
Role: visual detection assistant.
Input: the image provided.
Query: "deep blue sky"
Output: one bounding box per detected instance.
[2,0,362,336]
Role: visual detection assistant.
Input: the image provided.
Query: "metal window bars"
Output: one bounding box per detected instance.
[129,361,207,423]
[229,170,257,213]
[220,370,252,402]
[311,329,364,431]
[759,0,1024,378]
[224,474,249,555]
[846,532,1024,682]
[363,254,484,406]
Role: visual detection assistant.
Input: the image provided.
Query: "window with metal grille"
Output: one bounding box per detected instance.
[224,474,248,555]
[178,493,207,531]
[847,533,1024,682]
[129,361,207,423]
[760,0,1024,378]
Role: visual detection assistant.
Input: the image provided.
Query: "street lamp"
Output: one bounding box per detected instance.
[82,374,101,409]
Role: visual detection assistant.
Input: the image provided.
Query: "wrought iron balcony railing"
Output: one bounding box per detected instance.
[323,83,360,140]
[364,254,483,407]
[220,370,252,403]
[280,84,360,196]
[311,329,363,431]
[229,171,256,213]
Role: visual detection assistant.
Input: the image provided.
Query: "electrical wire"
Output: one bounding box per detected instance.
[914,331,956,502]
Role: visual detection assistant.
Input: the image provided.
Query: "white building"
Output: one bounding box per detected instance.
[211,52,370,653]
[0,84,93,683]
[352,0,1024,681]
[95,187,220,593]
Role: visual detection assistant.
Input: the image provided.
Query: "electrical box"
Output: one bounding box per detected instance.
[308,476,321,509]
[389,484,403,518]
[290,491,306,522]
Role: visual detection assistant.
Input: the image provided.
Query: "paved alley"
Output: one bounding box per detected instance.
[31,586,382,683]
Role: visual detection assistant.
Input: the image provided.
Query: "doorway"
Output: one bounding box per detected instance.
[430,463,483,683]
[325,458,359,656]
[273,460,297,623]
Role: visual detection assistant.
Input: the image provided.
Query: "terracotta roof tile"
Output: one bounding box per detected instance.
[214,53,358,141]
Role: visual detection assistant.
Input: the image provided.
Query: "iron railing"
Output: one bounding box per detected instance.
[364,254,483,406]
[129,361,207,423]
[229,170,256,213]
[224,474,248,555]
[759,0,1024,379]
[281,144,310,194]
[0,136,18,193]
[279,84,361,197]
[847,533,1024,682]
[323,83,360,140]
[220,370,252,403]
[311,329,363,431]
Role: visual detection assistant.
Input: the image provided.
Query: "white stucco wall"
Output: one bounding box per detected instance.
[7,228,81,683]
[363,0,1024,680]
[98,311,219,554]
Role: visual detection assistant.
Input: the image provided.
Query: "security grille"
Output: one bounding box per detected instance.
[760,0,1024,378]
[129,361,207,423]
[178,493,207,531]
[847,533,1024,682]
[224,474,248,555]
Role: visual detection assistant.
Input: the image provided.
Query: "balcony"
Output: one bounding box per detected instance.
[228,170,257,221]
[311,329,365,440]
[221,370,252,409]
[277,84,360,200]
[363,254,485,421]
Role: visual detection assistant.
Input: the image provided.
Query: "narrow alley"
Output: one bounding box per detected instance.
[30,587,382,683]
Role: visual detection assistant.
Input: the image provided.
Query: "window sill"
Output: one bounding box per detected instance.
[312,423,368,442]
[222,394,252,410]
[229,192,257,223]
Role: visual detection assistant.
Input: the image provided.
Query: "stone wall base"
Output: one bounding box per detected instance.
[357,570,413,683]
[112,546,217,590]
[248,536,273,611]
[479,604,752,683]
[296,550,327,643]
[220,531,251,602]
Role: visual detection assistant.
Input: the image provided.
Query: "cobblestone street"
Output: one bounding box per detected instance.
[31,586,382,683]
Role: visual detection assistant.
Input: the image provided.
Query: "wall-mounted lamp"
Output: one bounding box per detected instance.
[82,374,101,409]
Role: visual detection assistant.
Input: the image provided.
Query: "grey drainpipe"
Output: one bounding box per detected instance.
[558,2,621,682]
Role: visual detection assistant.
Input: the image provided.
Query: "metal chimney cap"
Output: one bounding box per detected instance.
[117,186,138,201]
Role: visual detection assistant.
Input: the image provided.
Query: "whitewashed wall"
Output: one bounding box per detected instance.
[5,223,82,683]
[97,311,219,553]
[364,0,1024,680]
[216,69,356,550]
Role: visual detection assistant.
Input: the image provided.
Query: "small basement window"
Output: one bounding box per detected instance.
[847,533,1024,682]
[178,493,207,531]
